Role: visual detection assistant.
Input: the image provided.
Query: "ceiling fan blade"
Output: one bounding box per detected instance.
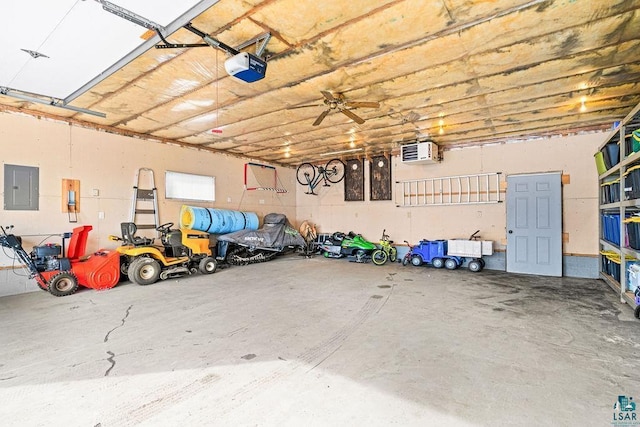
[345,101,380,109]
[320,90,336,101]
[340,108,365,124]
[289,103,323,109]
[313,109,330,126]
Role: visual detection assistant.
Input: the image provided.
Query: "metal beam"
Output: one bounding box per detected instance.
[97,0,164,32]
[0,87,106,117]
[65,0,221,104]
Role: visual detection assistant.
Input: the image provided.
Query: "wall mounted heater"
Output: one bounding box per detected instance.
[400,141,439,164]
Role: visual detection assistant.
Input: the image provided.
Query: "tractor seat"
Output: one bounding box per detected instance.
[120,222,154,246]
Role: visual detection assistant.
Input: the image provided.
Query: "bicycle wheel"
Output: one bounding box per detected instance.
[389,247,398,262]
[371,249,387,266]
[324,159,345,183]
[296,163,316,185]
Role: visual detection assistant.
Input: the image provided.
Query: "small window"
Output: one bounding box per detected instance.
[4,164,39,210]
[165,171,215,202]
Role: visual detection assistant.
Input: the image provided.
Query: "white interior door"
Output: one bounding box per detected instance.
[506,173,562,277]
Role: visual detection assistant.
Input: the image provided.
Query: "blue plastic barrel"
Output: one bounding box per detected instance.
[180,205,259,234]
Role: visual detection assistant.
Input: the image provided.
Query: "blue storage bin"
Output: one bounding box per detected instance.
[612,214,621,245]
[604,214,613,244]
[602,214,622,245]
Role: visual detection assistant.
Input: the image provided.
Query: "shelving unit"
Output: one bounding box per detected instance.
[597,100,640,318]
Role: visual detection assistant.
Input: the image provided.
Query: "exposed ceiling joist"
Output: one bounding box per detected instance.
[0,0,639,167]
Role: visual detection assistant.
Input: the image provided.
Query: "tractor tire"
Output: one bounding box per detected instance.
[444,258,459,270]
[119,256,129,282]
[411,255,423,266]
[468,260,483,273]
[48,271,79,297]
[389,247,398,263]
[129,257,161,286]
[371,249,388,266]
[634,304,640,319]
[199,256,217,274]
[431,257,444,268]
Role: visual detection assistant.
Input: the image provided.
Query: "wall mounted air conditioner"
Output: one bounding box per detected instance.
[400,141,438,164]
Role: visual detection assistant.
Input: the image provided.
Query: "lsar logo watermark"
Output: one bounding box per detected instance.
[612,395,638,427]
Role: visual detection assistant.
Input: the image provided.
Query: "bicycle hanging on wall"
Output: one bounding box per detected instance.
[296,159,345,195]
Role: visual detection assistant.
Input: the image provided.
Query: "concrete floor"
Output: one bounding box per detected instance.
[0,255,638,426]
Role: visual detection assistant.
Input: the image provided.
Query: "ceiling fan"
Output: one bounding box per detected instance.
[295,91,380,126]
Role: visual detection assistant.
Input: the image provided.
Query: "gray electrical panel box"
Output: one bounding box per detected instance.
[4,164,39,210]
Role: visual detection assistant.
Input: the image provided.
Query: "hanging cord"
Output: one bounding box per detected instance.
[8,1,79,86]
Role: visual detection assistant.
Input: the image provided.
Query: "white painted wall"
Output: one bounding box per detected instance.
[296,133,604,257]
[0,110,605,296]
[0,111,297,295]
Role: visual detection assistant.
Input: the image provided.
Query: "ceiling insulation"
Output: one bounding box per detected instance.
[0,0,639,166]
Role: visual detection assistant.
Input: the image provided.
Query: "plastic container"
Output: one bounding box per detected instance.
[595,151,607,175]
[609,256,621,282]
[632,129,640,153]
[602,214,609,242]
[624,165,640,200]
[602,142,620,169]
[628,263,640,293]
[625,217,640,250]
[179,205,259,234]
[601,182,611,204]
[602,214,621,245]
[610,179,621,203]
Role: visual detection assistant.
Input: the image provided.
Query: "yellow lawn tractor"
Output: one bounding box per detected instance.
[111,222,217,285]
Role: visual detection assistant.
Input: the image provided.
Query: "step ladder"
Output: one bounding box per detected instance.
[395,172,503,207]
[130,168,159,233]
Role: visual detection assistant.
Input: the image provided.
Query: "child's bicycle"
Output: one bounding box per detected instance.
[401,240,415,266]
[371,229,397,266]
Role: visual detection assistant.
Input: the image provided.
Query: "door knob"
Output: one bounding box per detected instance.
[508,230,513,234]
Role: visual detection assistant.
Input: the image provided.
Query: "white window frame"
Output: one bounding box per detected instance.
[165,171,215,202]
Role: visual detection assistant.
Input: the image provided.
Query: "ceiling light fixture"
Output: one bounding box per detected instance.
[580,96,587,112]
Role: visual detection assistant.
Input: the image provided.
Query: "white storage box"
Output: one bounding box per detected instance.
[446,240,493,258]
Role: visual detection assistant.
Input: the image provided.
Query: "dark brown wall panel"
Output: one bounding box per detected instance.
[370,156,391,201]
[344,158,364,201]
